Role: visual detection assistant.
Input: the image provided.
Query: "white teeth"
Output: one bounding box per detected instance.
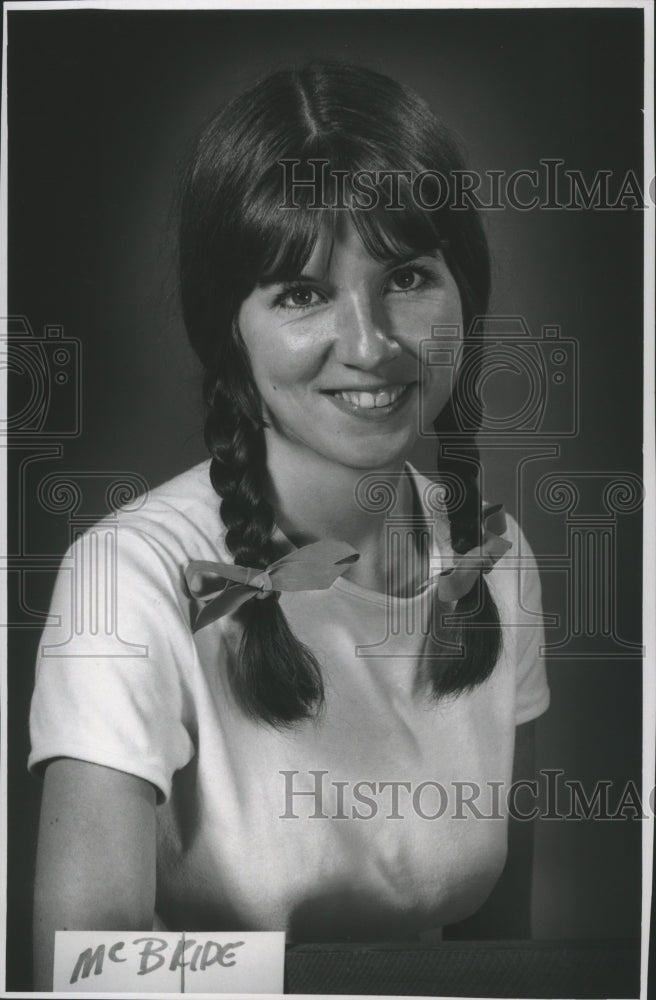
[333,385,406,408]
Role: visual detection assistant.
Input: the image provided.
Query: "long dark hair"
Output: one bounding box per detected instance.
[178,61,501,726]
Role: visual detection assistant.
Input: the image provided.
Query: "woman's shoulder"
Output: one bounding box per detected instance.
[117,458,216,522]
[76,459,230,572]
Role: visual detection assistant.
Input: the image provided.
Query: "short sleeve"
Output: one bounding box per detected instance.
[28,521,196,802]
[512,522,550,726]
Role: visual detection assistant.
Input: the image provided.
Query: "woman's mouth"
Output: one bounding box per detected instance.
[323,383,414,416]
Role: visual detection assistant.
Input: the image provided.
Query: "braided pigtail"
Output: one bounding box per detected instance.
[203,364,325,727]
[428,399,502,696]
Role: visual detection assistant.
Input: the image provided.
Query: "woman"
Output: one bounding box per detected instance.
[30,62,549,988]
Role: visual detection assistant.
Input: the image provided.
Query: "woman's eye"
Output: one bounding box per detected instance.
[386,266,430,294]
[275,285,326,310]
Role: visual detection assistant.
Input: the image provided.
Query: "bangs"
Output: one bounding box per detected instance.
[238,154,450,289]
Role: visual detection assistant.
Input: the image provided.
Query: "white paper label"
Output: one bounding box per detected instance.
[53,930,286,993]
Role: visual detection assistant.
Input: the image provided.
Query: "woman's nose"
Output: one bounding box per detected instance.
[333,292,401,369]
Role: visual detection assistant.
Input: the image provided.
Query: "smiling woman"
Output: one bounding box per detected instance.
[238,225,462,473]
[28,61,549,988]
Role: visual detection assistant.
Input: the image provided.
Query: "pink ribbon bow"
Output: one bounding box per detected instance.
[433,504,512,603]
[185,540,360,632]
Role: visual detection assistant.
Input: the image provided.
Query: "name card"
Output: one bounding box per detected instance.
[53,930,285,993]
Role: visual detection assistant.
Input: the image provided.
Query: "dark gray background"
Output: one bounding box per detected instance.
[6,6,644,991]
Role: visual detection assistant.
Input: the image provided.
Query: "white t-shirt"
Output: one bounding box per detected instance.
[29,460,549,941]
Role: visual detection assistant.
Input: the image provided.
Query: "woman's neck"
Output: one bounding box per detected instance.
[263,434,425,594]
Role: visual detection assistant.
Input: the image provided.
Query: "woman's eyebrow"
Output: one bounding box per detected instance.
[382,249,442,266]
[259,272,328,288]
[258,250,443,288]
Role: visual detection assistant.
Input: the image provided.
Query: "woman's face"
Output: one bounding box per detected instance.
[237,217,463,472]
